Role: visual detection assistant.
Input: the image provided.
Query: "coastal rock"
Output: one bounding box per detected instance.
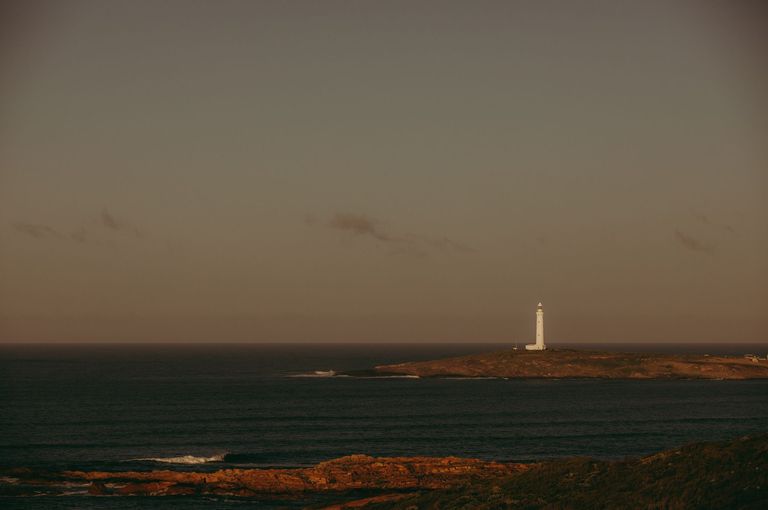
[42,456,526,497]
[2,435,766,508]
[372,349,768,379]
[362,433,768,509]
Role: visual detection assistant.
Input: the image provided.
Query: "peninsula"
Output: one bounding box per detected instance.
[357,304,768,379]
[365,348,768,379]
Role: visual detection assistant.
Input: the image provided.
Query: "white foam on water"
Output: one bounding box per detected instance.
[288,371,355,378]
[288,369,339,377]
[129,453,226,464]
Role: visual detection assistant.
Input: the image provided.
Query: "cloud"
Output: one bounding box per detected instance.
[12,222,98,245]
[101,209,142,237]
[12,223,62,239]
[674,229,715,254]
[328,213,392,242]
[12,209,142,245]
[319,212,473,255]
[692,211,735,233]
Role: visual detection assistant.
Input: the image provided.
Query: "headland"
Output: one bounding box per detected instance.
[360,348,768,379]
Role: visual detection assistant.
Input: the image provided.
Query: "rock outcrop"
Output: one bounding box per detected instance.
[356,433,768,509]
[370,349,768,379]
[1,455,527,498]
[3,435,766,508]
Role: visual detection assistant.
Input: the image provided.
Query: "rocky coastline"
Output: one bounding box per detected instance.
[1,435,765,508]
[0,455,525,499]
[363,348,768,379]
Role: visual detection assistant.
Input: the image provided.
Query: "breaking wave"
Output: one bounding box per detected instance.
[130,453,226,464]
[288,371,350,378]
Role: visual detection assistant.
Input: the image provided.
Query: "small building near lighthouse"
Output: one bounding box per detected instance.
[525,302,546,351]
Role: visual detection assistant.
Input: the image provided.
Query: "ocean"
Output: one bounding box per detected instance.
[1,342,767,508]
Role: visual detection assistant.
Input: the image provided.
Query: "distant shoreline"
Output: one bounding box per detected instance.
[353,348,768,380]
[2,341,767,348]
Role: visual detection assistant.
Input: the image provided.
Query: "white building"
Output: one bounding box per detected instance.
[525,302,546,351]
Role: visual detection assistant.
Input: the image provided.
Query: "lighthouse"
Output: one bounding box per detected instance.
[525,302,546,351]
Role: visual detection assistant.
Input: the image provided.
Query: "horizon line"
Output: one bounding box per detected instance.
[1,340,767,345]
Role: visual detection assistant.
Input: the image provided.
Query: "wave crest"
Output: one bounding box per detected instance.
[131,453,226,464]
[288,370,347,378]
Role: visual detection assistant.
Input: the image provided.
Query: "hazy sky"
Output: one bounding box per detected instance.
[1,0,766,343]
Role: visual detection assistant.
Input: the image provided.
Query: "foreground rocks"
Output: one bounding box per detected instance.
[361,433,768,510]
[370,349,768,379]
[2,435,766,508]
[0,455,526,498]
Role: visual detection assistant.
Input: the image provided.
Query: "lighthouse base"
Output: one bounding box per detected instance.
[525,344,546,351]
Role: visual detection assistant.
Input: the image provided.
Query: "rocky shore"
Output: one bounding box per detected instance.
[0,455,525,498]
[367,348,768,379]
[1,435,765,508]
[361,433,768,509]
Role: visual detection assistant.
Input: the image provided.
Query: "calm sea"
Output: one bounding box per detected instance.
[1,342,767,508]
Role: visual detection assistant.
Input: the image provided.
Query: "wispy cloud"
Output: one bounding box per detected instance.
[674,229,715,254]
[12,210,143,245]
[101,209,142,237]
[692,211,735,233]
[12,223,97,245]
[317,212,473,255]
[328,213,392,242]
[12,223,62,239]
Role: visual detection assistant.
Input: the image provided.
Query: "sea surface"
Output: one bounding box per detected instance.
[1,342,767,508]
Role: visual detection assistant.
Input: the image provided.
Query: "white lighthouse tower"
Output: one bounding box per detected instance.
[525,302,546,351]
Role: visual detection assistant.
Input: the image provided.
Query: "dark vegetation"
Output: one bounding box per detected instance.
[363,434,768,509]
[3,435,765,509]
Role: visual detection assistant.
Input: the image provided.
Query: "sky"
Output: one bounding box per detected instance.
[1,0,766,343]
